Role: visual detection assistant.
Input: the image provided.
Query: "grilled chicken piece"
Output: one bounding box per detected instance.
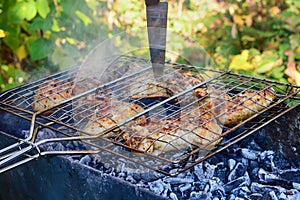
[127,67,204,99]
[195,86,276,125]
[32,79,73,112]
[122,107,222,154]
[130,82,174,99]
[72,77,102,95]
[83,100,146,138]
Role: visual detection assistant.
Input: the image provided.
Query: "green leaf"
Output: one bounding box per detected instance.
[75,10,92,26]
[9,1,27,23]
[243,26,277,38]
[8,1,37,22]
[255,58,282,74]
[229,50,254,71]
[36,0,50,18]
[25,0,37,21]
[0,64,28,91]
[270,66,285,79]
[29,16,52,31]
[29,38,53,61]
[1,65,27,81]
[3,33,22,53]
[85,0,100,10]
[51,19,60,32]
[290,34,300,50]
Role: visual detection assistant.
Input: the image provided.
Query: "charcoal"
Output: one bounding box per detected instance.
[248,139,263,151]
[203,162,216,179]
[53,143,65,151]
[277,192,287,200]
[287,192,300,199]
[228,162,246,181]
[268,190,278,200]
[258,168,278,182]
[211,189,226,199]
[194,163,205,180]
[126,175,138,184]
[227,194,236,200]
[189,191,209,200]
[278,169,300,183]
[161,189,169,198]
[79,155,91,165]
[292,182,300,190]
[248,193,263,200]
[240,157,249,168]
[259,150,275,170]
[255,129,270,148]
[118,172,127,179]
[251,167,260,179]
[238,186,251,198]
[65,141,75,149]
[209,178,225,193]
[207,153,227,165]
[163,177,194,185]
[140,171,164,182]
[228,159,236,171]
[235,197,247,200]
[169,192,178,200]
[193,182,207,191]
[130,172,141,182]
[103,162,111,170]
[272,154,292,170]
[250,182,283,194]
[135,181,147,188]
[103,167,112,174]
[177,172,194,182]
[203,181,210,192]
[91,155,102,167]
[214,163,227,182]
[239,148,259,160]
[21,130,30,138]
[149,179,171,194]
[224,176,247,193]
[249,160,259,169]
[179,183,192,195]
[257,168,294,189]
[8,103,300,200]
[36,129,58,141]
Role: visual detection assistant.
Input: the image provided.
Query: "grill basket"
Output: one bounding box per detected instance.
[1,56,300,176]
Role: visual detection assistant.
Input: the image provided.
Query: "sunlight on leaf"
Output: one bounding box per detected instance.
[75,10,92,26]
[51,19,60,32]
[16,44,28,61]
[233,15,243,26]
[36,0,50,19]
[229,50,254,71]
[0,29,6,38]
[25,0,37,21]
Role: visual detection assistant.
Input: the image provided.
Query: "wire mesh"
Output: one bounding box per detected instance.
[0,56,300,176]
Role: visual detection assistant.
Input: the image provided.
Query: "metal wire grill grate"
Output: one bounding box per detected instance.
[1,56,300,176]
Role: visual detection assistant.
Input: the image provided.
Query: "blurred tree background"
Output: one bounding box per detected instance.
[0,0,300,91]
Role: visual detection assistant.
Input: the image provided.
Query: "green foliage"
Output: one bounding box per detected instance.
[0,0,300,92]
[0,0,108,91]
[197,0,300,84]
